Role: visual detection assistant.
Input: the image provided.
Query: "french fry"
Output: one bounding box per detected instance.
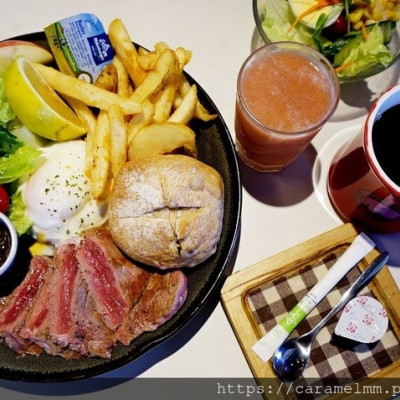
[137,47,148,55]
[108,105,127,178]
[175,47,192,71]
[108,18,147,88]
[128,122,197,161]
[168,84,197,125]
[130,48,179,104]
[152,82,177,124]
[154,41,170,53]
[94,63,118,93]
[127,99,154,145]
[34,63,142,115]
[90,110,111,199]
[113,56,133,97]
[63,95,96,135]
[85,123,94,180]
[137,52,159,71]
[177,75,217,121]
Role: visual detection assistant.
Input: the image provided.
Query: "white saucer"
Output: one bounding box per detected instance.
[313,126,400,283]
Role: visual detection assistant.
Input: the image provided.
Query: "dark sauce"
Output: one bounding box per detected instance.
[372,104,400,186]
[0,221,11,266]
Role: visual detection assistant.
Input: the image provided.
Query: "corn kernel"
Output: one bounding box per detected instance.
[350,9,364,23]
[364,8,373,19]
[372,10,383,20]
[386,9,400,19]
[353,21,364,29]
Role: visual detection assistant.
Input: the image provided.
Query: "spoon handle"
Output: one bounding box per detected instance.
[308,251,390,339]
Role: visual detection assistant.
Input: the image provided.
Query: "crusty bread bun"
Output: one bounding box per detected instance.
[108,155,224,269]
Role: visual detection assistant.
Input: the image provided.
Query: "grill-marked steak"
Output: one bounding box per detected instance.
[70,277,117,358]
[0,226,188,359]
[49,241,81,348]
[20,257,80,359]
[76,227,150,330]
[0,256,51,355]
[117,270,188,345]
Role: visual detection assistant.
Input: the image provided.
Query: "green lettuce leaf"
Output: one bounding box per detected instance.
[0,127,22,155]
[0,146,42,184]
[261,0,315,46]
[8,188,32,236]
[334,24,393,77]
[0,75,15,128]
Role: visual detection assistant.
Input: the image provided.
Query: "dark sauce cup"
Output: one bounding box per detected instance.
[0,212,18,276]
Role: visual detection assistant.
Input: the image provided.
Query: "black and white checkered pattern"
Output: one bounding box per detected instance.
[247,251,400,397]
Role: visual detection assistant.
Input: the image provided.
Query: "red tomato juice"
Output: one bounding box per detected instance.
[235,43,339,172]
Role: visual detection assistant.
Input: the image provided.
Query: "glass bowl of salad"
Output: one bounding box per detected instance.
[253,0,400,82]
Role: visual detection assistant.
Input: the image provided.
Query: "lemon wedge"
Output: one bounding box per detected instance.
[288,0,343,29]
[3,56,86,141]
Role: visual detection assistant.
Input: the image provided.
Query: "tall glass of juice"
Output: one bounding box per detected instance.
[235,42,340,172]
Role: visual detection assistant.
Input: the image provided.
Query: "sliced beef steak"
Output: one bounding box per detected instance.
[70,276,117,359]
[0,256,51,355]
[117,270,188,345]
[0,226,188,359]
[76,227,150,330]
[19,257,80,359]
[49,241,81,348]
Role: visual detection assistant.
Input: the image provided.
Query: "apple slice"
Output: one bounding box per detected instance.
[0,40,53,73]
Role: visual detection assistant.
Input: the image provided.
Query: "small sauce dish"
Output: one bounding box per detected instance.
[0,212,18,276]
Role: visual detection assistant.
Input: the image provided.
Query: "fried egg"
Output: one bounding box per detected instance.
[23,140,108,244]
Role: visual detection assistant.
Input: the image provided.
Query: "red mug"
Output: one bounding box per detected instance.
[328,83,400,233]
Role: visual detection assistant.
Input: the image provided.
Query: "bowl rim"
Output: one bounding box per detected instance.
[252,0,400,83]
[0,212,18,276]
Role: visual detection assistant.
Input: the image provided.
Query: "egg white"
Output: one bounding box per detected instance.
[22,140,108,244]
[288,0,343,29]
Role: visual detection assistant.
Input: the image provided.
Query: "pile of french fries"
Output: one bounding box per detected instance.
[34,18,216,199]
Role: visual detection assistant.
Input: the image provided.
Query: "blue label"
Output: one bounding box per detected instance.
[87,33,114,66]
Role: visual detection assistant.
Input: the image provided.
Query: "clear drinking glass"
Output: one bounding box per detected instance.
[235,41,340,172]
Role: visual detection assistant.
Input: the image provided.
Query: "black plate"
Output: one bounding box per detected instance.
[0,32,242,381]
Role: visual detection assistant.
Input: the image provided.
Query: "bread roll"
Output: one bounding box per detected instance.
[108,155,224,269]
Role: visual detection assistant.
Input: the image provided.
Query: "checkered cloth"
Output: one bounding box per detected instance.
[248,251,400,399]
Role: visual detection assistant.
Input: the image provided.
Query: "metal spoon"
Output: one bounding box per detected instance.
[272,251,390,381]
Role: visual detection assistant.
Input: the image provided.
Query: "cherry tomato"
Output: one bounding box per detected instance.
[323,14,348,41]
[0,186,9,214]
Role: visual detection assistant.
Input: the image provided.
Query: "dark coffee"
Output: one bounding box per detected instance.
[372,104,400,186]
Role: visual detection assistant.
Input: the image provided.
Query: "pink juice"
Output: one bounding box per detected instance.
[235,43,339,172]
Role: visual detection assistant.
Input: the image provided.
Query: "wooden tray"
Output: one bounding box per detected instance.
[221,223,400,399]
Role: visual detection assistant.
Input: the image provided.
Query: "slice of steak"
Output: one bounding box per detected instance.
[70,276,116,359]
[19,259,80,360]
[76,227,150,331]
[0,256,51,356]
[117,270,188,345]
[49,241,81,348]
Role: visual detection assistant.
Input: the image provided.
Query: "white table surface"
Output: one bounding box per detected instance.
[1,0,399,397]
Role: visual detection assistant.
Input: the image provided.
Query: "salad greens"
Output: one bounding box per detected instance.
[0,142,42,184]
[260,0,397,78]
[261,0,315,46]
[8,187,32,236]
[333,23,394,76]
